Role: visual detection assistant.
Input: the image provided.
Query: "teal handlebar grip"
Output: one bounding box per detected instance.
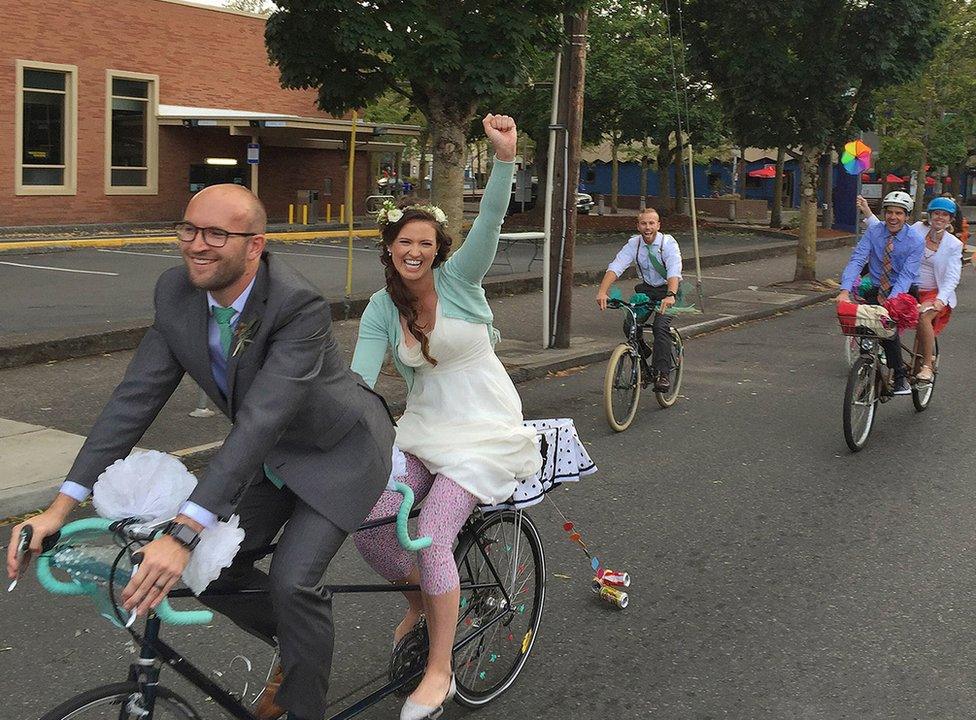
[153,600,213,626]
[394,482,433,551]
[35,517,115,595]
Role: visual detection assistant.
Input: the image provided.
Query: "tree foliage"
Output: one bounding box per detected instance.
[675,0,943,279]
[265,0,581,231]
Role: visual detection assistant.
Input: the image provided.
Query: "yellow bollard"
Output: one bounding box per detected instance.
[302,204,309,225]
[288,204,294,224]
[339,204,345,224]
[326,203,332,223]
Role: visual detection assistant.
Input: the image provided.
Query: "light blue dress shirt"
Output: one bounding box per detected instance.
[59,277,257,529]
[840,222,925,297]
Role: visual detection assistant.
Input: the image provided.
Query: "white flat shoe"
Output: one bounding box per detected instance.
[399,675,456,720]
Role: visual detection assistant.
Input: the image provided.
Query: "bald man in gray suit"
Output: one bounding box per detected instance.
[7,184,395,720]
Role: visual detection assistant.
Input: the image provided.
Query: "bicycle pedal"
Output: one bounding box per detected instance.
[389,621,429,697]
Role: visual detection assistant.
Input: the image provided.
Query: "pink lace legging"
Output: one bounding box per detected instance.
[354,453,479,596]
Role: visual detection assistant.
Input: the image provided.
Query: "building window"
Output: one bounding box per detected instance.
[15,60,78,195]
[105,71,159,194]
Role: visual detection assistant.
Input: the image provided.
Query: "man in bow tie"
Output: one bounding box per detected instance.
[7,183,395,720]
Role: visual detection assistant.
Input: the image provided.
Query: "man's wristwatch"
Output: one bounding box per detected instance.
[162,521,200,551]
[665,291,677,299]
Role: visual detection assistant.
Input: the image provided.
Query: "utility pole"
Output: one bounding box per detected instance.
[548,8,588,349]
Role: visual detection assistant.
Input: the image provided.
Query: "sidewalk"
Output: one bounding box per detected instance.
[0,244,854,519]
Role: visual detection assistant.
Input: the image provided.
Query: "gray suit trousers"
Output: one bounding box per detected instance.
[200,472,346,719]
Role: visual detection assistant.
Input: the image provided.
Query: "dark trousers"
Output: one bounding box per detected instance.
[633,283,675,375]
[199,473,347,720]
[861,287,908,380]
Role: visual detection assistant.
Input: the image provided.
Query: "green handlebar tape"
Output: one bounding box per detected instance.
[36,517,114,595]
[36,517,213,626]
[153,601,213,626]
[394,482,433,551]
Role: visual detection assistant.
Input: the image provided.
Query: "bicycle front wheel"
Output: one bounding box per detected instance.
[655,328,684,408]
[453,510,546,708]
[604,343,641,431]
[843,355,878,452]
[41,682,201,720]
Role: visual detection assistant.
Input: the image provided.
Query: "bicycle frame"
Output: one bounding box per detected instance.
[111,509,524,720]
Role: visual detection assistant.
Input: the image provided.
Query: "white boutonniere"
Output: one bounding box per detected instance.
[231,319,261,358]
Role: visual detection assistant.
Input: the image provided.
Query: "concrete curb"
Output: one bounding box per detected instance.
[0,289,833,519]
[0,235,854,370]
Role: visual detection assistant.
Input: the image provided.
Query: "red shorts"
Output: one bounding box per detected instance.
[917,288,951,335]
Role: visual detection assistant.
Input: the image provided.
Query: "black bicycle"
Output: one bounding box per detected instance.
[603,296,684,432]
[32,490,546,720]
[841,323,938,452]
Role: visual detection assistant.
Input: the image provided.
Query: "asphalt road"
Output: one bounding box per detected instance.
[4,277,976,718]
[0,230,806,339]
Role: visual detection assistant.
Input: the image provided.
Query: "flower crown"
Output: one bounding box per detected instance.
[376,200,448,228]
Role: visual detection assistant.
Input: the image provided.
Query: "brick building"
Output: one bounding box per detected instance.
[2,0,418,227]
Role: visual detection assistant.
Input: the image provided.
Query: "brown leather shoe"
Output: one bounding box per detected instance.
[253,664,285,720]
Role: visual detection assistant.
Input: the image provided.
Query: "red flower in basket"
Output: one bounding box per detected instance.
[883,293,919,332]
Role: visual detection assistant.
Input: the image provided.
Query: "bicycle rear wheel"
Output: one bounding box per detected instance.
[41,682,200,720]
[453,510,545,708]
[655,328,684,408]
[843,355,878,452]
[912,337,938,411]
[604,343,641,432]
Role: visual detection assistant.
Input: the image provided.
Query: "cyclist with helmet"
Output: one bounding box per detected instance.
[838,190,924,395]
[858,195,962,382]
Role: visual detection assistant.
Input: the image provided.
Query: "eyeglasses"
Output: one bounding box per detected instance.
[174,222,259,248]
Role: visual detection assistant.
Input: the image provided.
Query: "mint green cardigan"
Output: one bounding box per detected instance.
[351,158,515,392]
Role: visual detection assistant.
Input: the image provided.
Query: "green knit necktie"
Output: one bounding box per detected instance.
[212,305,237,357]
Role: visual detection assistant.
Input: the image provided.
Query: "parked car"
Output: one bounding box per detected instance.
[576,192,594,214]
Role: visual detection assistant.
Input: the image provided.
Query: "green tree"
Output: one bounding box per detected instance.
[872,0,976,219]
[224,0,275,13]
[585,0,726,214]
[678,0,942,280]
[265,0,579,234]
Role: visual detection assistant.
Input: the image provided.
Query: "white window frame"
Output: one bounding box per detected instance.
[104,70,159,195]
[15,60,78,196]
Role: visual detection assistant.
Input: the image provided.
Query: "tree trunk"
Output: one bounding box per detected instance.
[794,144,822,281]
[610,135,619,214]
[771,146,785,228]
[427,98,473,244]
[822,152,834,229]
[657,145,671,211]
[912,155,927,223]
[416,133,430,199]
[639,154,649,210]
[674,141,688,215]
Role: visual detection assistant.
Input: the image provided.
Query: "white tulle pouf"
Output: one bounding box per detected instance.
[91,450,245,595]
[485,418,596,511]
[93,450,196,523]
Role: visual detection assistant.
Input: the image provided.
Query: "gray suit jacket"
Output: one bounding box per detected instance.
[64,252,395,532]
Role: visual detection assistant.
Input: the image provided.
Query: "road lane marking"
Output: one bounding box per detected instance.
[0,261,118,276]
[294,241,377,253]
[97,249,180,259]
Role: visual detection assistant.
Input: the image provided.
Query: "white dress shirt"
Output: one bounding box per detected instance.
[607,232,683,286]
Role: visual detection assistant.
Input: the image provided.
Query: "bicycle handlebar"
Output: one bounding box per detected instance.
[35,483,430,626]
[35,517,214,626]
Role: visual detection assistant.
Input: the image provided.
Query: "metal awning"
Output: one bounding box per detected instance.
[157,104,421,151]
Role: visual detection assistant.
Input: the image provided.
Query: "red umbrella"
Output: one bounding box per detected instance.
[747,164,777,179]
[925,176,936,186]
[885,173,907,183]
[861,173,872,182]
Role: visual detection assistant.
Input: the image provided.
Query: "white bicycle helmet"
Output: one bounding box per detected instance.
[882,190,914,213]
